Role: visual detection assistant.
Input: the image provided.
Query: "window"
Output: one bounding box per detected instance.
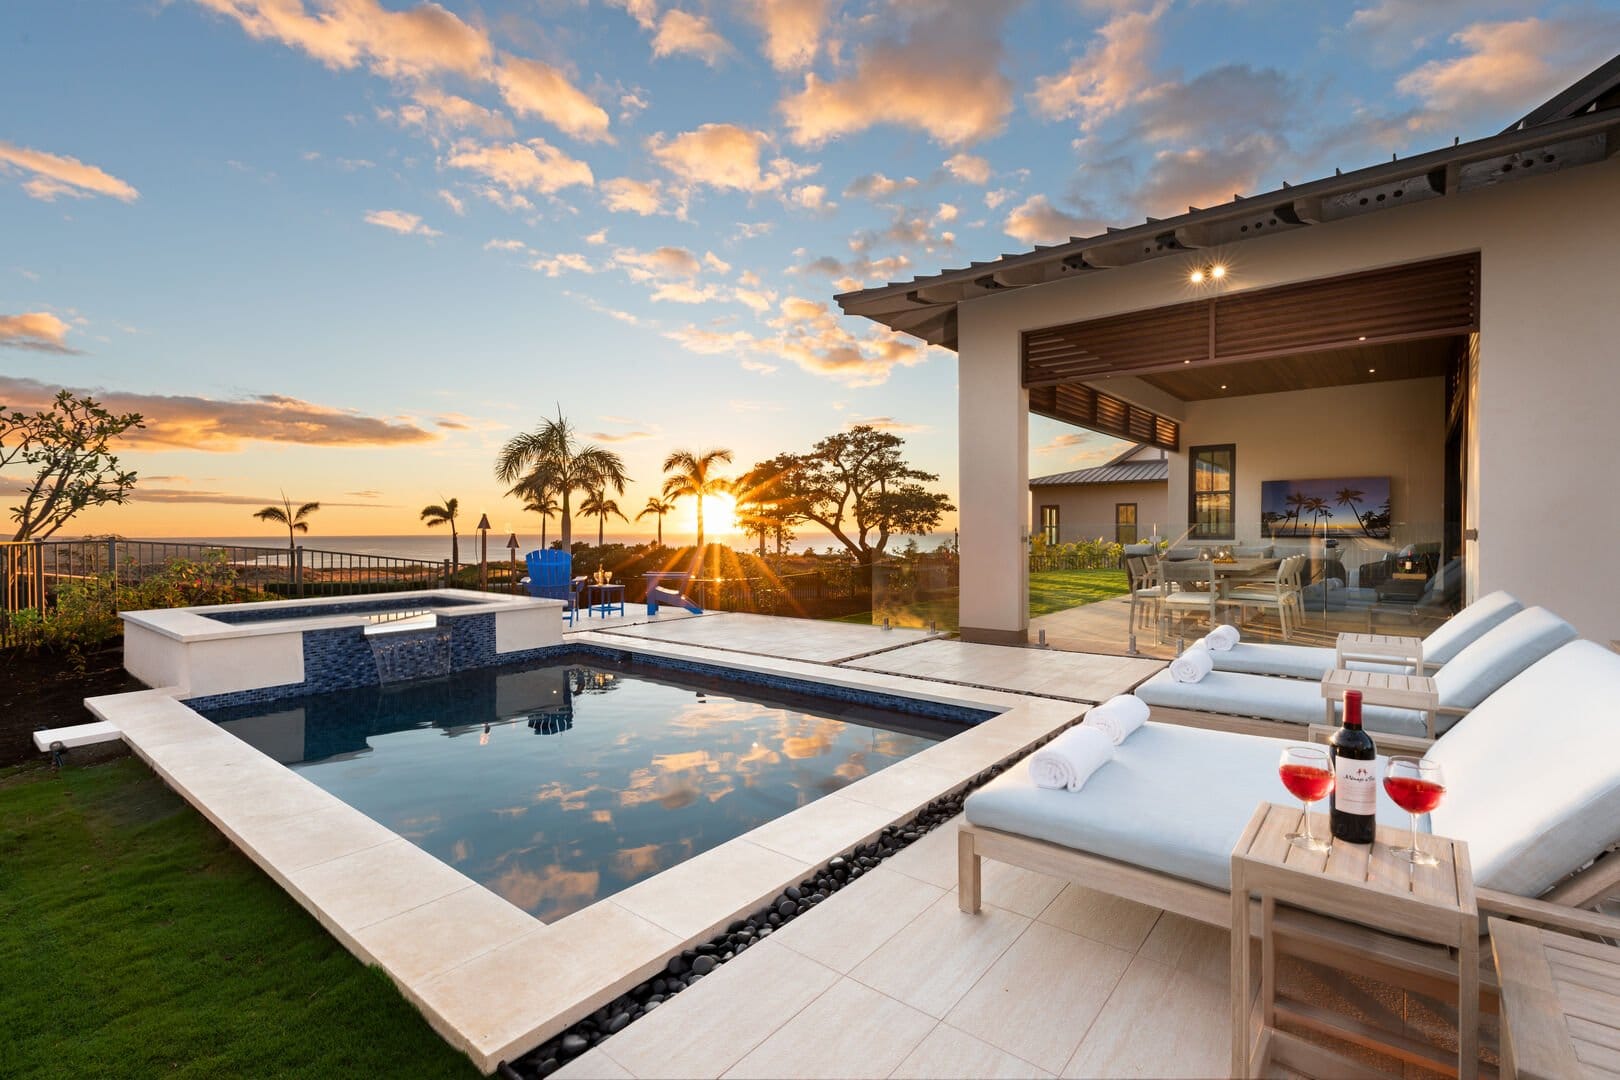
[1039,505,1060,545]
[1115,503,1138,544]
[1189,444,1236,539]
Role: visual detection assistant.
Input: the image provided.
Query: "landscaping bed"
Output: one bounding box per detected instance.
[1,646,144,767]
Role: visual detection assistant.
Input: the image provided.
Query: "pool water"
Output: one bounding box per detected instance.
[200,653,962,922]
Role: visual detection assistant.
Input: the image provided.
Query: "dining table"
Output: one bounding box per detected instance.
[1159,556,1280,584]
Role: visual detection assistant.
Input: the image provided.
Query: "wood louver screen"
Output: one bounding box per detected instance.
[1022,254,1480,387]
[1030,383,1180,451]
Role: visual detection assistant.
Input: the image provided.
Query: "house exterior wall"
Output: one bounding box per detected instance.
[1165,378,1446,573]
[953,153,1620,643]
[1029,482,1169,543]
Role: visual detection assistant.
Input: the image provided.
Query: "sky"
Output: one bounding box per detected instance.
[3,0,1616,545]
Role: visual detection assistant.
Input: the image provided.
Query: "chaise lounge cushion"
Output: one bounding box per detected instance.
[964,723,1411,890]
[1418,590,1522,665]
[1429,640,1620,896]
[1429,606,1577,711]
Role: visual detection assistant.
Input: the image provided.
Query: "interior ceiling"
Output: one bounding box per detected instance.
[1136,336,1459,401]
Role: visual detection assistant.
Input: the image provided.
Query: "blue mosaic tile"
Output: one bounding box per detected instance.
[207,594,481,625]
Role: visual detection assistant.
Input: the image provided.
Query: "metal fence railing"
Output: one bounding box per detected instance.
[0,539,459,647]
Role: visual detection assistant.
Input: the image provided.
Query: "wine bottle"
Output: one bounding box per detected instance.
[1328,689,1378,844]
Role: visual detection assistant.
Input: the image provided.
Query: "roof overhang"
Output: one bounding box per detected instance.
[835,108,1620,352]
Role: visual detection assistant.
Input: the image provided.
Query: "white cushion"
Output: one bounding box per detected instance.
[1432,607,1578,710]
[965,723,1411,890]
[1135,669,1428,737]
[1420,591,1523,665]
[1211,643,1339,679]
[1429,641,1620,896]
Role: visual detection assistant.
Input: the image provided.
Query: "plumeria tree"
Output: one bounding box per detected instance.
[2,390,143,540]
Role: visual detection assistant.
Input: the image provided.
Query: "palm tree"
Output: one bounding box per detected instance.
[522,486,561,549]
[579,489,627,548]
[496,408,629,552]
[636,496,675,547]
[1283,490,1309,536]
[1302,496,1333,535]
[420,496,461,568]
[662,447,733,568]
[1334,486,1370,536]
[252,492,320,550]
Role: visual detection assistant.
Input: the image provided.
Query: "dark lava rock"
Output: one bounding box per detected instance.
[690,954,718,976]
[768,912,781,926]
[727,919,746,933]
[695,942,719,955]
[757,925,773,937]
[850,866,864,879]
[534,1057,561,1077]
[777,900,795,917]
[665,956,686,977]
[642,999,662,1012]
[560,1034,589,1058]
[828,856,847,870]
[785,886,802,902]
[606,1013,631,1035]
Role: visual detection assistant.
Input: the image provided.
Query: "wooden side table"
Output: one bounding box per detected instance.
[1322,668,1440,737]
[1489,917,1620,1079]
[1336,632,1425,673]
[1231,802,1479,1079]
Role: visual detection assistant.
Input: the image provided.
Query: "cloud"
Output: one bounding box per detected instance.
[191,0,492,80]
[0,375,436,451]
[740,0,830,71]
[848,209,953,255]
[1002,194,1102,244]
[130,487,384,507]
[363,209,440,237]
[844,415,927,434]
[609,0,659,30]
[446,138,593,194]
[1035,433,1092,453]
[649,281,723,303]
[702,251,732,273]
[531,252,594,276]
[584,229,607,245]
[778,3,1016,147]
[613,245,702,279]
[664,325,759,356]
[934,202,958,223]
[790,183,830,210]
[484,238,527,251]
[0,312,78,353]
[390,86,513,137]
[943,152,991,185]
[984,187,1014,209]
[842,172,918,200]
[494,55,612,141]
[1137,138,1279,216]
[1028,3,1165,130]
[565,290,648,326]
[0,141,139,202]
[732,286,777,312]
[586,428,657,443]
[762,297,933,386]
[795,253,911,285]
[437,188,466,215]
[1396,15,1620,126]
[1346,0,1541,60]
[647,123,814,193]
[600,176,670,215]
[652,9,731,65]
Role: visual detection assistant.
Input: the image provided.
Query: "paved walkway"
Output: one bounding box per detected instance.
[843,638,1160,703]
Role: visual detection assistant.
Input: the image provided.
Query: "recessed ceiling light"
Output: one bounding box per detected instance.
[1368,368,1376,373]
[1220,384,1227,390]
[1189,269,1205,284]
[1210,264,1227,280]
[1358,335,1367,341]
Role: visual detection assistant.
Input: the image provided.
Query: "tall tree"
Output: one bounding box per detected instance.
[496,408,628,551]
[253,493,320,550]
[1,390,144,540]
[773,427,953,566]
[734,458,793,557]
[661,446,733,568]
[419,496,461,567]
[579,489,627,548]
[636,496,675,548]
[1334,486,1370,536]
[522,486,561,550]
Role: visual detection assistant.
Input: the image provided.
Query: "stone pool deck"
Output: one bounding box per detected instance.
[85,612,1163,1074]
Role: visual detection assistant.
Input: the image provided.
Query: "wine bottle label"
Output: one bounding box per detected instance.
[1334,757,1378,815]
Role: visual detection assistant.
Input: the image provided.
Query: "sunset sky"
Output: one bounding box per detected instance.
[4,0,1614,544]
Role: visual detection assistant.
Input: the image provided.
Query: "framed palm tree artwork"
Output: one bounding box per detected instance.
[1260,476,1391,538]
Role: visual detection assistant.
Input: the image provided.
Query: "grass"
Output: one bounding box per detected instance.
[828,568,1130,630]
[0,757,479,1080]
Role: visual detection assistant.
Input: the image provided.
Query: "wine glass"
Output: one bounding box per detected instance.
[1278,746,1334,852]
[1384,757,1445,866]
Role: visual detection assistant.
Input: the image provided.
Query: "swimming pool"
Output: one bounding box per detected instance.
[200,652,978,922]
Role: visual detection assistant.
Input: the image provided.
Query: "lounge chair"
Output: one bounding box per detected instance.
[1209,590,1523,679]
[523,549,587,623]
[960,638,1620,971]
[1135,606,1576,738]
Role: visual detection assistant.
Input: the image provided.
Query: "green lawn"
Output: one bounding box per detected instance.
[0,758,479,1080]
[829,568,1130,630]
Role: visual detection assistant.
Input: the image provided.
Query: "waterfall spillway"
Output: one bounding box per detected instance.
[367,625,452,685]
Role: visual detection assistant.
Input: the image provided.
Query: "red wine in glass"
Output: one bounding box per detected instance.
[1384,757,1445,865]
[1278,746,1333,851]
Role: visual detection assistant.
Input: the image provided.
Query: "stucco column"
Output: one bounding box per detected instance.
[956,301,1029,645]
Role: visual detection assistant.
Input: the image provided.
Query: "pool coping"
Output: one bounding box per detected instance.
[85,637,1105,1074]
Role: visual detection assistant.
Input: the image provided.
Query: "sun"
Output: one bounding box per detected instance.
[692,493,738,536]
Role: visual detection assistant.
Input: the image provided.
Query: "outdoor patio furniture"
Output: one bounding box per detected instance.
[524,549,588,624]
[958,640,1620,1067]
[1123,555,1162,636]
[1209,590,1523,679]
[1156,557,1224,639]
[1488,918,1620,1080]
[1135,606,1577,738]
[1218,553,1307,640]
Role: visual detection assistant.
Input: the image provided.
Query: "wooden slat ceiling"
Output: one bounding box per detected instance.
[1022,254,1480,387]
[1029,383,1181,451]
[1140,337,1458,401]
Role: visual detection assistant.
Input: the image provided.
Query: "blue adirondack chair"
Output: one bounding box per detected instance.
[525,549,586,623]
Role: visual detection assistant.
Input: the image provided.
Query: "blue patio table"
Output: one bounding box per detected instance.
[587,582,625,618]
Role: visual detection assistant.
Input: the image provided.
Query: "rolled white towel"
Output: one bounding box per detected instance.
[1028,726,1114,791]
[1205,624,1241,651]
[1169,646,1215,683]
[1086,694,1150,745]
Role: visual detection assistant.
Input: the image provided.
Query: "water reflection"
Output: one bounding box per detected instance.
[203,654,952,922]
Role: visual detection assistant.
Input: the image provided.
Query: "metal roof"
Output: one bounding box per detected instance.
[1030,459,1169,487]
[835,55,1620,352]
